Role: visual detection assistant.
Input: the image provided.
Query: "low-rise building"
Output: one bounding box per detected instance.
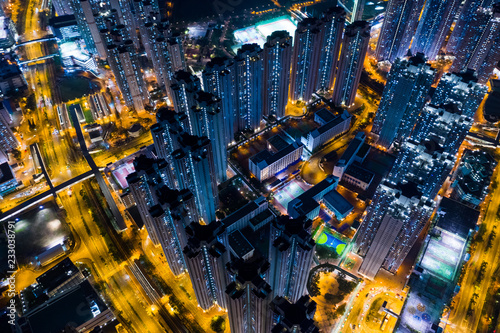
[333,132,369,178]
[0,53,27,97]
[0,162,17,195]
[249,135,303,181]
[222,196,269,233]
[35,258,85,297]
[322,189,354,220]
[342,163,375,191]
[302,109,351,152]
[288,175,339,220]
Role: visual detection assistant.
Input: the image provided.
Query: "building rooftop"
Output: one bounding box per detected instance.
[35,258,79,294]
[338,132,365,164]
[228,230,255,259]
[249,209,273,229]
[222,200,259,229]
[437,197,479,239]
[250,141,303,169]
[344,163,374,184]
[311,112,350,138]
[0,162,14,183]
[267,134,290,152]
[323,190,354,216]
[315,108,336,124]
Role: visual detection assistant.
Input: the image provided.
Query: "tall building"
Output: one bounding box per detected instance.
[144,19,177,99]
[131,0,159,56]
[103,25,149,111]
[225,257,273,333]
[432,70,488,117]
[269,296,319,333]
[450,4,500,84]
[149,185,198,276]
[71,0,106,57]
[411,0,461,60]
[170,70,202,133]
[234,44,264,132]
[151,106,189,162]
[356,104,473,279]
[371,53,435,149]
[446,0,486,55]
[332,21,370,107]
[171,133,219,224]
[375,0,425,62]
[203,56,238,146]
[263,31,292,120]
[167,33,186,72]
[0,108,18,154]
[183,221,229,310]
[268,216,315,303]
[192,91,227,183]
[52,0,74,15]
[317,7,346,92]
[126,155,175,246]
[290,18,322,103]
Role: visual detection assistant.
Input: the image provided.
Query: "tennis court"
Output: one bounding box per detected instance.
[273,179,309,211]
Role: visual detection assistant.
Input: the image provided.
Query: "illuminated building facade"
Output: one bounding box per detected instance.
[332,21,370,107]
[268,216,315,303]
[375,0,425,62]
[411,0,461,60]
[357,104,473,279]
[432,71,488,117]
[263,31,292,120]
[235,43,264,132]
[290,17,322,103]
[371,53,435,149]
[203,56,238,146]
[317,7,345,92]
[450,4,500,84]
[225,257,273,333]
[192,91,227,183]
[183,221,229,310]
[171,133,219,224]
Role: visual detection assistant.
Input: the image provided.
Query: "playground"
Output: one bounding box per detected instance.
[316,231,347,256]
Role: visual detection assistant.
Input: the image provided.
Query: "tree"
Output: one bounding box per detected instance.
[11,148,22,160]
[210,316,225,332]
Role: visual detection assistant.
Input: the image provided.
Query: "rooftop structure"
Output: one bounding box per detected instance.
[302,110,351,152]
[288,175,339,220]
[249,135,304,182]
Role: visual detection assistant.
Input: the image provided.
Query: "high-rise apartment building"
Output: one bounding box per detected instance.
[411,0,461,60]
[53,0,74,15]
[0,110,18,155]
[290,18,322,103]
[131,0,159,56]
[170,70,202,133]
[171,133,219,224]
[127,155,175,246]
[103,25,149,111]
[332,21,370,107]
[432,71,488,117]
[71,0,107,57]
[375,0,425,62]
[269,296,319,333]
[263,31,292,120]
[356,104,473,279]
[371,53,435,149]
[450,4,500,84]
[268,216,315,303]
[234,43,264,132]
[192,92,227,183]
[149,185,198,276]
[446,0,486,55]
[225,257,273,333]
[203,56,238,146]
[317,7,345,92]
[151,106,189,162]
[183,221,229,310]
